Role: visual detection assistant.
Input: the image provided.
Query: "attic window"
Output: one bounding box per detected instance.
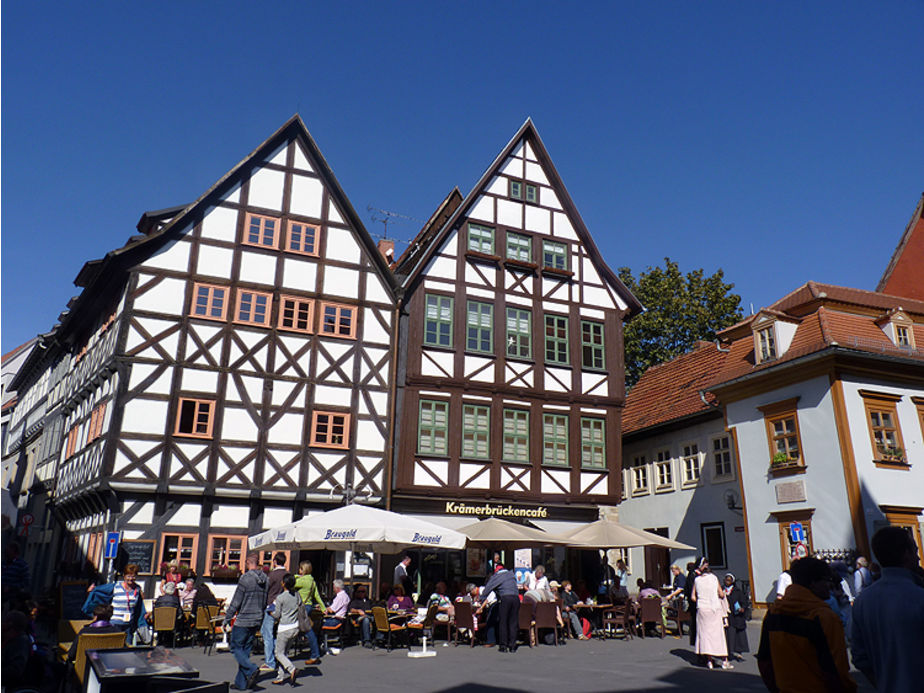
[509,180,538,204]
[897,326,910,346]
[756,326,776,362]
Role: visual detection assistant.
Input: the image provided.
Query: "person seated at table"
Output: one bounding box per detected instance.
[179,577,197,609]
[387,584,414,612]
[455,583,482,637]
[639,580,661,600]
[154,580,182,609]
[325,580,349,625]
[558,580,589,640]
[347,584,374,647]
[428,581,454,622]
[67,604,122,664]
[528,565,550,592]
[475,584,498,646]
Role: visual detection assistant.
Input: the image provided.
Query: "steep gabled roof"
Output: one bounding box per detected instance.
[767,280,924,317]
[622,341,727,435]
[394,188,463,274]
[398,118,642,317]
[877,193,924,299]
[54,115,398,347]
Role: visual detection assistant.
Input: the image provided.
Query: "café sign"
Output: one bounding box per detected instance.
[445,501,549,519]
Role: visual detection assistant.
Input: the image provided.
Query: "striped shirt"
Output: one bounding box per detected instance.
[111,582,141,624]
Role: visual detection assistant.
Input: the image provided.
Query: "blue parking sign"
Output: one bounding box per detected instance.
[789,522,805,544]
[104,532,121,560]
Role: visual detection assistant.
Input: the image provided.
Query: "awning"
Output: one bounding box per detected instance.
[531,519,590,536]
[404,514,477,531]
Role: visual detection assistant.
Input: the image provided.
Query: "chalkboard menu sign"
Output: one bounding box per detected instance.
[118,540,156,575]
[60,580,89,620]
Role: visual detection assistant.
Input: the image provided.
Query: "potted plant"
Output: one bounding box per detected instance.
[877,445,905,463]
[210,564,241,579]
[771,451,796,467]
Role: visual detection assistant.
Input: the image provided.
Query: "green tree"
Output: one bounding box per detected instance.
[618,258,743,388]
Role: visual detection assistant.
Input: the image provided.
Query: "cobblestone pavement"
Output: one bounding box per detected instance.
[171,622,874,692]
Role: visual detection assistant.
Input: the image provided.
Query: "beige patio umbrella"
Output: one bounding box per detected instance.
[458,517,570,547]
[556,515,695,550]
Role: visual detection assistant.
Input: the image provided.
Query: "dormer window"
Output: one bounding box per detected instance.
[757,326,776,362]
[875,308,916,350]
[897,326,910,346]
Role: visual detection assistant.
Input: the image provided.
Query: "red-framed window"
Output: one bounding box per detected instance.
[243,212,280,249]
[190,283,229,321]
[310,411,350,449]
[206,534,247,575]
[159,533,198,571]
[235,290,273,327]
[287,221,320,256]
[319,302,357,339]
[65,425,80,458]
[174,398,215,439]
[278,295,314,333]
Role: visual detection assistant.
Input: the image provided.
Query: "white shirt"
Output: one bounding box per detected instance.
[776,571,792,599]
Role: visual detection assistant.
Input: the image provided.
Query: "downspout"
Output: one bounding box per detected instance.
[383,294,402,511]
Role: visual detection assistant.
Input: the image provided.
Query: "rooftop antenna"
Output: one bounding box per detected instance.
[367,205,423,242]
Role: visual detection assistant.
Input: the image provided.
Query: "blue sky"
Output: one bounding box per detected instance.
[3,1,922,352]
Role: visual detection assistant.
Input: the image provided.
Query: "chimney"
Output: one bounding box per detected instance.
[377,239,395,264]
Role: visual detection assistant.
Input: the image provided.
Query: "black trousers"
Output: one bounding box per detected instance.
[498,595,520,649]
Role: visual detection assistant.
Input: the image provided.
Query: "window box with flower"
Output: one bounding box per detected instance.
[210,564,242,579]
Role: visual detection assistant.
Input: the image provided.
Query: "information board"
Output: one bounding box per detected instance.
[118,539,156,575]
[60,580,89,619]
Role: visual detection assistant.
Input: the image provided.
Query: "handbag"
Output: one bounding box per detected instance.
[297,600,311,633]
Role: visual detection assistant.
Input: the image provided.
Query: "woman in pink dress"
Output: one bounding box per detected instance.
[691,559,732,670]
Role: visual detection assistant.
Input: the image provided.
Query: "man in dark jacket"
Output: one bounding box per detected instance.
[481,565,519,653]
[224,554,268,690]
[261,553,287,672]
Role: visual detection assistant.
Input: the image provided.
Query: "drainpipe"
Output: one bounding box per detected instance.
[383,296,402,511]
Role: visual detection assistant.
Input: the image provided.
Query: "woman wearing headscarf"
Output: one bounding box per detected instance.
[691,558,731,670]
[722,573,749,661]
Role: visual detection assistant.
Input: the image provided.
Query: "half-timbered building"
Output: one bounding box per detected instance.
[390,120,642,579]
[14,116,397,589]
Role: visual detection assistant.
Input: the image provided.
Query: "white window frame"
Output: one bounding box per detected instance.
[654,448,674,493]
[631,455,649,496]
[711,434,736,482]
[681,442,702,488]
[754,324,777,363]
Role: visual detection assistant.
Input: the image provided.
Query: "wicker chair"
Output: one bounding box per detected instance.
[602,604,635,639]
[371,606,408,651]
[56,619,92,662]
[517,602,536,647]
[534,602,562,646]
[73,631,127,687]
[638,597,664,638]
[152,606,181,647]
[195,604,222,654]
[407,603,439,645]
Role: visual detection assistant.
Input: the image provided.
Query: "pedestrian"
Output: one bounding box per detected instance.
[293,561,323,666]
[757,557,856,693]
[775,564,793,601]
[721,573,748,661]
[261,553,287,673]
[850,526,924,693]
[481,564,519,653]
[692,559,731,670]
[1,544,30,607]
[613,559,629,600]
[393,555,414,598]
[223,553,268,691]
[852,556,872,598]
[684,559,701,645]
[82,563,147,640]
[271,574,300,686]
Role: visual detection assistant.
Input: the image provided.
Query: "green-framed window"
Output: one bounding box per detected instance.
[418,400,449,455]
[462,404,490,459]
[506,307,532,359]
[424,294,453,347]
[581,320,605,370]
[510,180,522,200]
[543,413,569,466]
[468,223,495,255]
[503,409,530,463]
[506,232,532,263]
[542,240,568,271]
[581,417,606,468]
[545,314,569,364]
[466,301,493,353]
[510,180,537,203]
[525,183,538,204]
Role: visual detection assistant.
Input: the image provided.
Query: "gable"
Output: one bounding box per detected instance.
[403,120,641,316]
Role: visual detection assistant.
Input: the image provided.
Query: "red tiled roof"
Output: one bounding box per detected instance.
[1,338,37,365]
[623,342,727,434]
[769,281,924,317]
[710,306,924,385]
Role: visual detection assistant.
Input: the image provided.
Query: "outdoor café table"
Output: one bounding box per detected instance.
[85,646,198,693]
[575,603,611,637]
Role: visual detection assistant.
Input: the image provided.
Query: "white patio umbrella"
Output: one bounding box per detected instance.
[557,516,695,550]
[458,517,570,547]
[248,503,467,553]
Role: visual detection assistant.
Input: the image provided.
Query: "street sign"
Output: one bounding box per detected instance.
[792,541,809,560]
[104,532,121,560]
[789,522,805,544]
[19,512,34,537]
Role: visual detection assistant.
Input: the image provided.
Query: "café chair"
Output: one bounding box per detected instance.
[534,602,562,646]
[371,606,408,651]
[322,618,344,653]
[407,602,439,646]
[72,631,127,687]
[602,604,635,640]
[517,603,536,648]
[452,601,476,647]
[638,597,664,638]
[194,604,222,654]
[153,606,180,647]
[57,619,92,662]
